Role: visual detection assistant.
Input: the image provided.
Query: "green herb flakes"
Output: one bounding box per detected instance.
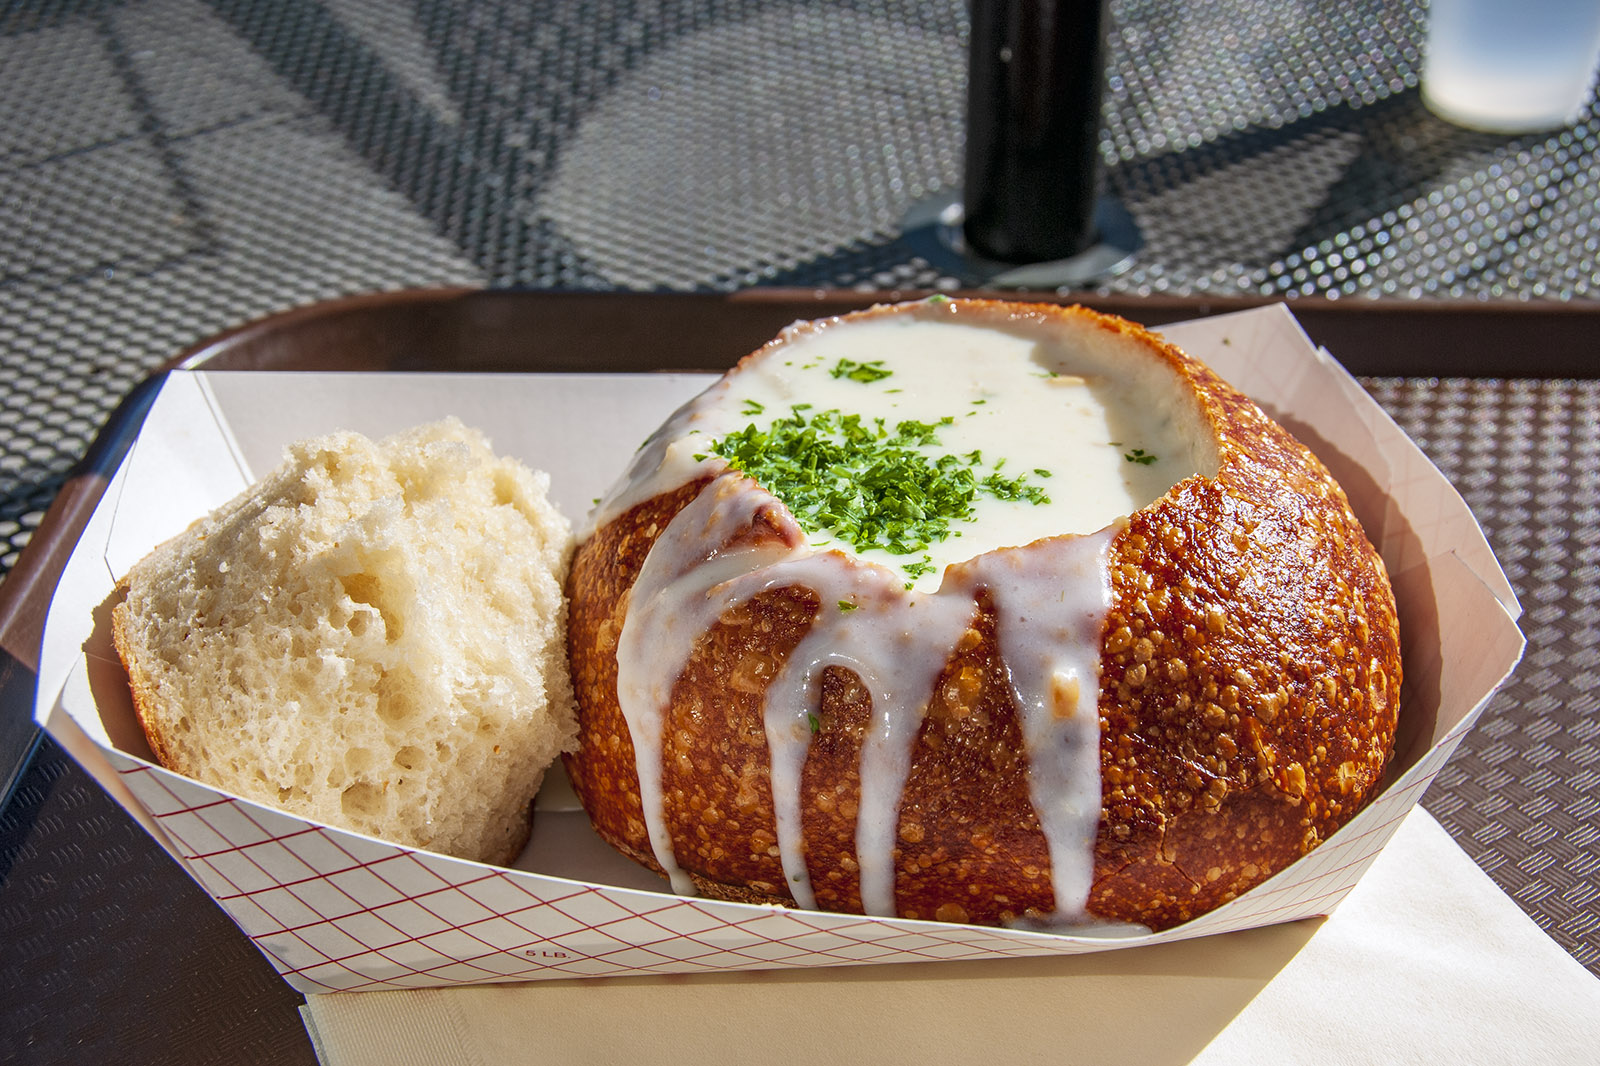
[829,358,893,383]
[707,407,1050,571]
[1124,448,1159,466]
[980,470,1050,505]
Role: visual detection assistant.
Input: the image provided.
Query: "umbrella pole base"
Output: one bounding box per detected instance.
[899,192,1142,290]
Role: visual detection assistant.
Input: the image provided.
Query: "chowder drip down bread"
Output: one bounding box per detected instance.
[565,298,1402,931]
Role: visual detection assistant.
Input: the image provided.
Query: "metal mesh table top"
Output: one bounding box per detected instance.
[2,1,1598,1060]
[3,0,1598,572]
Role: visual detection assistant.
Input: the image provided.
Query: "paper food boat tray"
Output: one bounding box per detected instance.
[33,304,1524,994]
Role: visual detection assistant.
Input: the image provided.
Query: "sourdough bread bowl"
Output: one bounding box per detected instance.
[564,298,1401,931]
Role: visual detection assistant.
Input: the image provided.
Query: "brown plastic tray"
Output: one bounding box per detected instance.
[0,287,1592,1064]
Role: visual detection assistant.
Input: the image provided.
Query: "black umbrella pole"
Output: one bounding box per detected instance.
[962,0,1111,264]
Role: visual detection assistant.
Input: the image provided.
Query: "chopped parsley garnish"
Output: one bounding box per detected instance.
[980,470,1050,504]
[707,407,1049,578]
[837,600,858,612]
[740,399,765,416]
[893,417,952,446]
[807,713,822,735]
[1124,448,1159,465]
[830,358,893,383]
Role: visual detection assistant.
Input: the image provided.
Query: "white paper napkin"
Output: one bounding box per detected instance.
[300,808,1600,1065]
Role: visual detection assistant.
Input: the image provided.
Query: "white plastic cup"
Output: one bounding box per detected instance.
[1422,0,1600,132]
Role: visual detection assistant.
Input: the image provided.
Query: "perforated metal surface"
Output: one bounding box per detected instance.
[2,4,1599,1048]
[4,0,1599,576]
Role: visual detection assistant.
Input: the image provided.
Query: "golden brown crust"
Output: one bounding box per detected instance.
[111,584,183,775]
[564,300,1401,930]
[1091,356,1401,925]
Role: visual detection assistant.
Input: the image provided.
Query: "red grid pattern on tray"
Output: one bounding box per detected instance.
[106,733,1458,994]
